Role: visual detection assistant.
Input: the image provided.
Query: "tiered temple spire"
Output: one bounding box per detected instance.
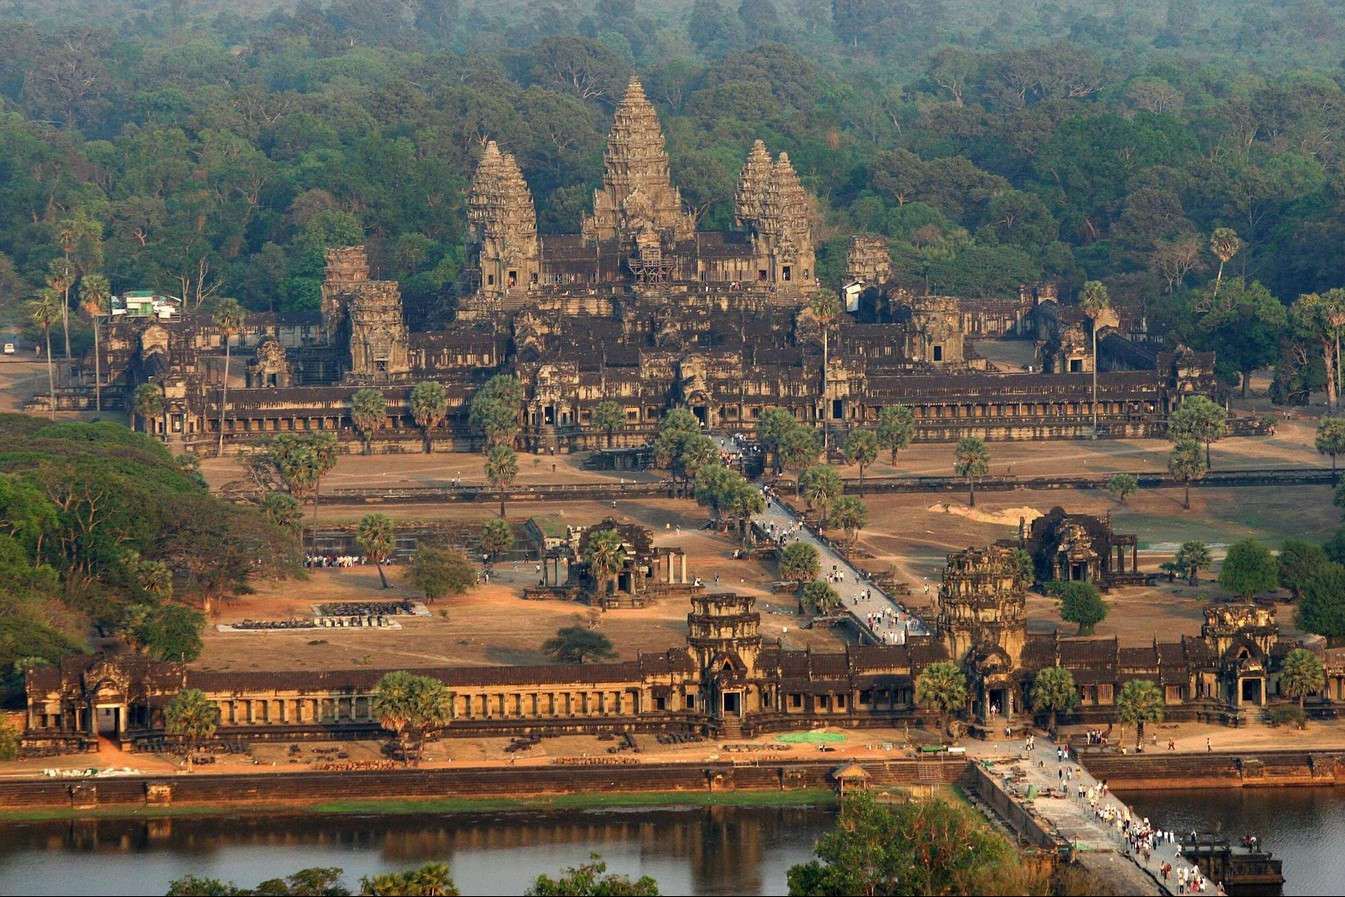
[467,140,539,298]
[734,139,773,231]
[583,79,695,245]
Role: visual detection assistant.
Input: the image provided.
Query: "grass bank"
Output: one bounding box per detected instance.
[0,786,840,823]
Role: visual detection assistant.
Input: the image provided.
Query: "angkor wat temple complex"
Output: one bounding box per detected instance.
[57,78,1242,454]
[25,548,1344,753]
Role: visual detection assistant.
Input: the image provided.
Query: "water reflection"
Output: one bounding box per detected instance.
[1115,786,1345,897]
[0,804,837,897]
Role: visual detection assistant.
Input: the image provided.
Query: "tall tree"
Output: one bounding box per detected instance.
[485,444,518,518]
[778,425,822,496]
[1278,538,1329,600]
[78,273,111,415]
[590,400,626,449]
[408,545,476,603]
[1048,580,1108,635]
[164,687,217,769]
[213,298,246,456]
[356,512,396,588]
[541,625,618,664]
[527,854,658,897]
[408,380,448,454]
[1193,278,1287,397]
[1167,438,1206,510]
[349,388,388,456]
[786,791,1029,897]
[1116,679,1164,750]
[1317,417,1345,473]
[953,436,989,508]
[1208,227,1243,304]
[1298,562,1345,639]
[1104,473,1139,504]
[581,527,626,600]
[1218,538,1280,600]
[1291,292,1339,411]
[842,429,878,496]
[29,291,61,421]
[779,541,820,585]
[1279,647,1325,712]
[799,463,843,527]
[371,670,454,765]
[133,382,165,437]
[916,661,967,737]
[1080,280,1111,435]
[801,580,842,614]
[1030,666,1077,733]
[468,374,524,450]
[1176,540,1211,585]
[876,404,915,466]
[46,257,75,361]
[830,495,867,547]
[480,517,514,563]
[756,406,798,475]
[362,863,458,897]
[1168,395,1228,469]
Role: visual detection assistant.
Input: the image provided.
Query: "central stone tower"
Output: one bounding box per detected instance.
[582,79,695,252]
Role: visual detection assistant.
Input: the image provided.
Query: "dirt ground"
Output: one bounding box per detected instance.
[5,363,1345,779]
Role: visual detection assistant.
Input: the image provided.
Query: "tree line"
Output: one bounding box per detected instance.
[6,3,1345,407]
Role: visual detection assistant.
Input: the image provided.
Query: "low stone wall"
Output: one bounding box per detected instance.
[0,757,968,814]
[1079,749,1345,789]
[965,761,1071,852]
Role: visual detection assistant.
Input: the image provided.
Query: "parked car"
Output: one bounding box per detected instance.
[2,343,14,355]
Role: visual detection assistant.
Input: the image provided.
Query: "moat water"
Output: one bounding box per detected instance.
[0,789,1341,895]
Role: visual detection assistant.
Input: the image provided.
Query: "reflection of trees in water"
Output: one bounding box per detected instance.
[31,804,835,867]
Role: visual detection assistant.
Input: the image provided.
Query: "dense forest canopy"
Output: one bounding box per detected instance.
[1,1,1345,394]
[0,415,298,705]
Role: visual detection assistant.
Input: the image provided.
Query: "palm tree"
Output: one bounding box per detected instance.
[213,298,246,456]
[79,274,111,414]
[582,527,627,601]
[28,290,61,421]
[800,463,843,527]
[1116,679,1164,750]
[1209,227,1242,304]
[371,670,454,766]
[843,428,879,497]
[350,387,388,455]
[953,437,990,508]
[1080,280,1111,436]
[408,380,448,454]
[1030,666,1078,733]
[133,382,166,438]
[1175,540,1211,585]
[1279,647,1325,712]
[830,495,867,547]
[362,863,459,896]
[485,444,518,517]
[46,256,74,360]
[591,399,626,449]
[480,517,514,564]
[877,404,915,466]
[916,661,968,739]
[357,512,397,588]
[164,688,218,770]
[1167,438,1206,510]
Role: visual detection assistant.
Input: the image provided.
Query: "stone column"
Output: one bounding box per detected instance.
[681,553,687,584]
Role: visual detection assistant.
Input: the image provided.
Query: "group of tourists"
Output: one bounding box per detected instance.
[1051,742,1225,896]
[304,554,372,569]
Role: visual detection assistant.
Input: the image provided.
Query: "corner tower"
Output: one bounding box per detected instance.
[467,141,540,305]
